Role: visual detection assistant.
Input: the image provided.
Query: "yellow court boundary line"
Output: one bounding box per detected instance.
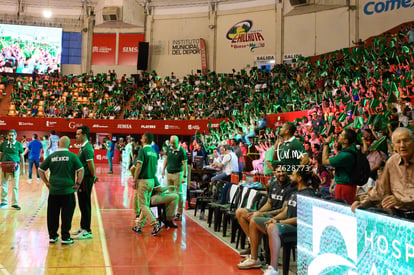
[0,264,10,275]
[92,188,113,275]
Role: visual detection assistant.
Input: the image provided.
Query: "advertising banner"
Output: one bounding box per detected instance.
[0,117,226,135]
[266,110,309,128]
[0,111,308,135]
[118,33,145,65]
[297,195,414,274]
[92,33,116,65]
[226,20,266,52]
[200,38,208,74]
[70,149,120,164]
[169,39,201,56]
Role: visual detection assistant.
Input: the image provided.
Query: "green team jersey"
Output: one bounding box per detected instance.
[40,149,84,195]
[135,145,158,179]
[0,141,24,162]
[274,137,307,168]
[166,146,187,173]
[78,141,95,178]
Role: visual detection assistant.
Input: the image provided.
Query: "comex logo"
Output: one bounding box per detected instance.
[308,207,357,275]
[363,0,414,15]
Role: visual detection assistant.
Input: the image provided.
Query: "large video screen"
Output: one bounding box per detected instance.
[0,24,62,74]
[297,195,414,274]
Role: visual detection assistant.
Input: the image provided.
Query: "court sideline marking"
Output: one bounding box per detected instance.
[0,264,10,275]
[92,188,113,275]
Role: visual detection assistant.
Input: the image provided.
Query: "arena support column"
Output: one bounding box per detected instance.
[83,14,95,74]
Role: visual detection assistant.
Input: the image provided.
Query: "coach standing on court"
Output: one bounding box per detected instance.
[161,135,187,221]
[131,132,162,236]
[72,126,97,240]
[0,129,25,210]
[39,136,84,244]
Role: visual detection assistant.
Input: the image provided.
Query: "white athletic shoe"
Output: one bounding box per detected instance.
[73,229,92,240]
[263,265,280,275]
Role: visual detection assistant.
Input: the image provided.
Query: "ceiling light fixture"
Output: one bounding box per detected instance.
[43,10,52,18]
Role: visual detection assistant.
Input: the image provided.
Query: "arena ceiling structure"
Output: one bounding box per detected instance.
[0,0,263,28]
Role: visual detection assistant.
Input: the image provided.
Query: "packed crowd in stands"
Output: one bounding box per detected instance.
[0,23,413,275]
[9,70,135,119]
[3,24,413,126]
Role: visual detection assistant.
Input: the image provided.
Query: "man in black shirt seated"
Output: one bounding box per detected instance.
[235,165,295,256]
[237,169,318,273]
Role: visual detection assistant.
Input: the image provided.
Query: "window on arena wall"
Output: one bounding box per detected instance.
[290,0,307,5]
[62,32,82,64]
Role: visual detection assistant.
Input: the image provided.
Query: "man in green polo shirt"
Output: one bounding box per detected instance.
[72,126,97,240]
[263,143,277,176]
[131,132,162,236]
[0,129,25,210]
[161,135,187,221]
[273,122,309,174]
[322,129,357,204]
[39,136,84,244]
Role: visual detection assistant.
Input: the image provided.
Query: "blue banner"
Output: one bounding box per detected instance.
[297,195,414,274]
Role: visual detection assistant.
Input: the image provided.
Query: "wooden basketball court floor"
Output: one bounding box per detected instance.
[0,164,262,275]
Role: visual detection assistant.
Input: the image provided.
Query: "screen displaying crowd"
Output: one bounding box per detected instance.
[0,24,62,74]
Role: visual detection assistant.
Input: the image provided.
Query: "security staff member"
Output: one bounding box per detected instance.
[131,132,162,236]
[72,126,97,240]
[161,135,187,221]
[39,136,84,244]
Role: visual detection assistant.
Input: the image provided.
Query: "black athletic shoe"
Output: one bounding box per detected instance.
[61,238,74,244]
[165,220,178,228]
[132,226,142,234]
[151,224,162,236]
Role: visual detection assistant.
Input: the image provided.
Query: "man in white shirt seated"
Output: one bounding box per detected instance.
[210,145,234,184]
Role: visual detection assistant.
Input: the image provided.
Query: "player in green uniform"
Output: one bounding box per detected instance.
[72,126,97,240]
[131,132,162,236]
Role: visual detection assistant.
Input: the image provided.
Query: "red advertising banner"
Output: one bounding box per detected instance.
[0,117,226,135]
[118,33,146,65]
[92,33,116,65]
[70,149,120,164]
[200,38,208,74]
[266,110,309,128]
[0,111,309,135]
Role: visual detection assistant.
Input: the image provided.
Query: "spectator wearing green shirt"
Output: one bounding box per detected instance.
[161,135,187,221]
[131,132,162,236]
[263,143,277,176]
[0,129,25,210]
[322,129,357,205]
[272,122,309,174]
[72,126,97,240]
[39,136,84,244]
